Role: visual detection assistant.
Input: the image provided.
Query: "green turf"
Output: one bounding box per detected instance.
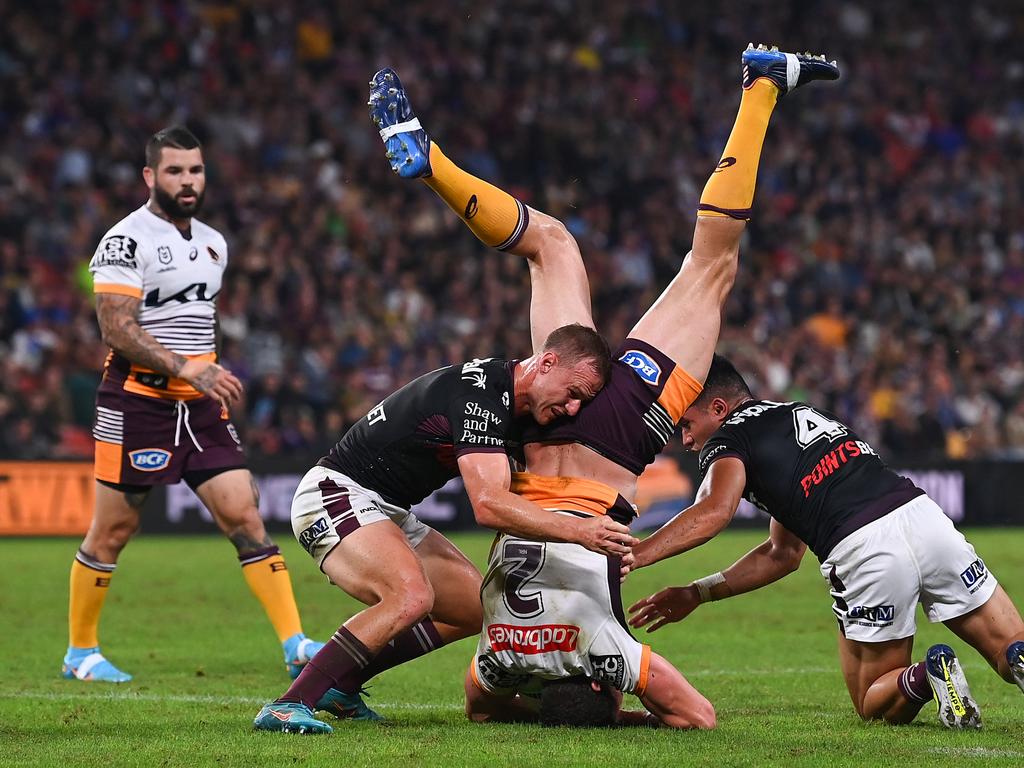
[1,529,1022,767]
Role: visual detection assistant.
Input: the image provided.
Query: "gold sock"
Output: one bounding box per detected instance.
[241,549,303,642]
[68,552,115,648]
[698,79,779,219]
[423,142,528,250]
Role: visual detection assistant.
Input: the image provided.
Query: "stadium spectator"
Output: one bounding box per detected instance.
[2,1,1024,463]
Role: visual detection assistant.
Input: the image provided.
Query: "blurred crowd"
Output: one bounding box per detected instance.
[2,0,1024,462]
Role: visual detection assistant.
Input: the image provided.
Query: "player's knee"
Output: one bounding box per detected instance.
[87,519,138,560]
[393,580,434,627]
[531,212,575,258]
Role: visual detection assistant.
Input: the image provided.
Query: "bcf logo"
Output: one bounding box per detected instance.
[619,350,662,386]
[129,449,172,472]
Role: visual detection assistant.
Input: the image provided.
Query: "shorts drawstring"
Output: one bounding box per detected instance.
[173,400,204,452]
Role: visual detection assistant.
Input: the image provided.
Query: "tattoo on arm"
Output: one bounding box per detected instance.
[229,530,273,554]
[96,293,186,377]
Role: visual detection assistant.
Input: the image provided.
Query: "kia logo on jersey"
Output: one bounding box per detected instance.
[619,350,662,386]
[128,449,172,472]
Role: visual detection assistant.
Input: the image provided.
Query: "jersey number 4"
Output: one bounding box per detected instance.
[501,541,546,619]
[792,406,848,448]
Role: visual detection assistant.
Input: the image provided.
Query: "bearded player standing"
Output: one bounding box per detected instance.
[64,126,324,683]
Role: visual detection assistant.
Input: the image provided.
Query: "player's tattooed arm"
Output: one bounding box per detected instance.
[95,293,187,377]
[95,293,244,405]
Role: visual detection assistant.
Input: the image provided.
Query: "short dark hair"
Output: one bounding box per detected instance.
[692,354,753,408]
[542,324,612,386]
[145,125,202,169]
[538,677,617,728]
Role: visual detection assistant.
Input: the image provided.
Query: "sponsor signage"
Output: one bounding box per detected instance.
[0,462,95,535]
[2,459,1023,535]
[487,624,580,654]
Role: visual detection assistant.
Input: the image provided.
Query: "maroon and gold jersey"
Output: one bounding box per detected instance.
[522,339,702,476]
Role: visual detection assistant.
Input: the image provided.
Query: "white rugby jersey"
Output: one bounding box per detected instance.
[90,204,228,399]
[472,532,650,696]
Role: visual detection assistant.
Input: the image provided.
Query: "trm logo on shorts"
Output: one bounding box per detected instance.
[128,448,171,472]
[960,558,987,593]
[298,518,330,555]
[847,604,895,625]
[619,350,661,386]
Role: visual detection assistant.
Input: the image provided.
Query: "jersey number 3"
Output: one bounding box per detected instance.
[501,541,546,619]
[792,405,847,448]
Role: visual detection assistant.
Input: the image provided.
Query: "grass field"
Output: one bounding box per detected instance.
[2,529,1023,768]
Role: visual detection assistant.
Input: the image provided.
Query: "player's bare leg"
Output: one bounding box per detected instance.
[63,482,145,683]
[255,521,434,733]
[636,652,716,729]
[837,633,982,729]
[316,530,483,719]
[836,635,923,724]
[944,585,1024,688]
[630,46,839,385]
[195,469,324,678]
[369,68,594,352]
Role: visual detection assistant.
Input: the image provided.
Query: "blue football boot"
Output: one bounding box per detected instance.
[1007,640,1024,694]
[316,687,385,722]
[61,646,132,683]
[253,701,333,734]
[925,644,982,729]
[368,67,432,178]
[741,43,839,96]
[283,633,325,680]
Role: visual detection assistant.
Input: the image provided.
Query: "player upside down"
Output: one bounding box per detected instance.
[365,45,838,727]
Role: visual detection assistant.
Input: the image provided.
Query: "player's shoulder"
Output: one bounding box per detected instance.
[97,205,152,243]
[190,217,228,249]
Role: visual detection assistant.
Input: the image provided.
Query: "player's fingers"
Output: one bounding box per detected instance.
[628,595,654,613]
[601,519,632,537]
[647,617,671,633]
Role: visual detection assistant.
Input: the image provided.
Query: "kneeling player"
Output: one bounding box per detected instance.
[628,356,1024,729]
[465,529,715,729]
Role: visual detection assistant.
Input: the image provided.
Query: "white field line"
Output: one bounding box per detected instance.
[0,667,838,710]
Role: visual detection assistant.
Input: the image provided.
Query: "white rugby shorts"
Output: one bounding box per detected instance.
[820,494,998,642]
[471,529,651,696]
[290,465,432,568]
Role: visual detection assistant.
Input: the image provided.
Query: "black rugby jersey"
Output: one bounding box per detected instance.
[320,358,521,509]
[522,339,702,476]
[698,400,922,560]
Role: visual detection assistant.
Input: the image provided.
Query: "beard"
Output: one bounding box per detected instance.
[153,182,205,220]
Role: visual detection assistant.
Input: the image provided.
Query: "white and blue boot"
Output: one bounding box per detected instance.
[61,646,132,683]
[925,643,982,729]
[741,43,840,95]
[368,67,433,178]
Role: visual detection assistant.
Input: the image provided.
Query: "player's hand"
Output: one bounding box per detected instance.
[619,551,635,582]
[627,585,700,633]
[179,358,244,408]
[575,515,638,558]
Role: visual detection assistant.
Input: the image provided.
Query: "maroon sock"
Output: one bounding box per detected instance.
[336,618,444,693]
[897,661,932,704]
[277,626,372,710]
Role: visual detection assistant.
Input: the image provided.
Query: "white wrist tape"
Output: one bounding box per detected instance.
[694,572,726,603]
